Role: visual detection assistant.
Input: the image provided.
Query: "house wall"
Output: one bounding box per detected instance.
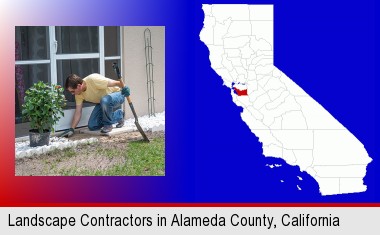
[122,26,165,118]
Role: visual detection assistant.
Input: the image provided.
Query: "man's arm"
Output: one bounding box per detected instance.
[108,79,130,97]
[71,103,83,128]
[58,103,82,138]
[107,79,123,88]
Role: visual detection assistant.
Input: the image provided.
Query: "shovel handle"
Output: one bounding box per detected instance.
[112,62,125,87]
[126,96,132,104]
[113,63,121,79]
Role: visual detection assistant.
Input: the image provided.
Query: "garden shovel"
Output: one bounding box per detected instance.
[113,63,150,142]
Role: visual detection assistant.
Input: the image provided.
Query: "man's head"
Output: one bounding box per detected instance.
[65,74,85,95]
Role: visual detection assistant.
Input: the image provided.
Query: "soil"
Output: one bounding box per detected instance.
[15,131,164,176]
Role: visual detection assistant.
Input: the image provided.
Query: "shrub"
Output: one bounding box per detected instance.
[22,81,66,133]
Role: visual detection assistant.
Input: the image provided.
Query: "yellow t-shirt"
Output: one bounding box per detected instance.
[75,73,121,105]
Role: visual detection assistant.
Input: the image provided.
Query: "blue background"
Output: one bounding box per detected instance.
[189,0,379,202]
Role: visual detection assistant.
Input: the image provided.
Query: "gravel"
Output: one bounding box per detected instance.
[123,111,165,132]
[15,111,165,159]
[15,137,98,159]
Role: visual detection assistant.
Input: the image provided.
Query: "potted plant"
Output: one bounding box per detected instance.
[22,81,66,147]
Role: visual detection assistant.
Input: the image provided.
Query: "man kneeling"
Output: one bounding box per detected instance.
[60,73,130,137]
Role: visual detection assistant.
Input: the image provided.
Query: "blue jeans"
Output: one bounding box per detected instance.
[88,92,125,131]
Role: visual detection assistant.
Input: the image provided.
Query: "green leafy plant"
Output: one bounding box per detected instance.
[22,81,66,133]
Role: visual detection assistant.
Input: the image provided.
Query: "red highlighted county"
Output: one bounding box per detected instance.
[233,87,248,96]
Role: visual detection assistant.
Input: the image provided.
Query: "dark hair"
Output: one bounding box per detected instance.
[65,74,83,89]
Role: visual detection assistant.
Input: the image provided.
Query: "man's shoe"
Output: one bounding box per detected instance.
[116,112,125,128]
[101,125,113,133]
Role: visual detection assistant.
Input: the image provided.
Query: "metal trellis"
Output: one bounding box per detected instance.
[144,28,155,117]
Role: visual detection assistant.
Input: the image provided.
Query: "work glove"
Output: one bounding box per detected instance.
[58,128,74,138]
[121,86,130,97]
